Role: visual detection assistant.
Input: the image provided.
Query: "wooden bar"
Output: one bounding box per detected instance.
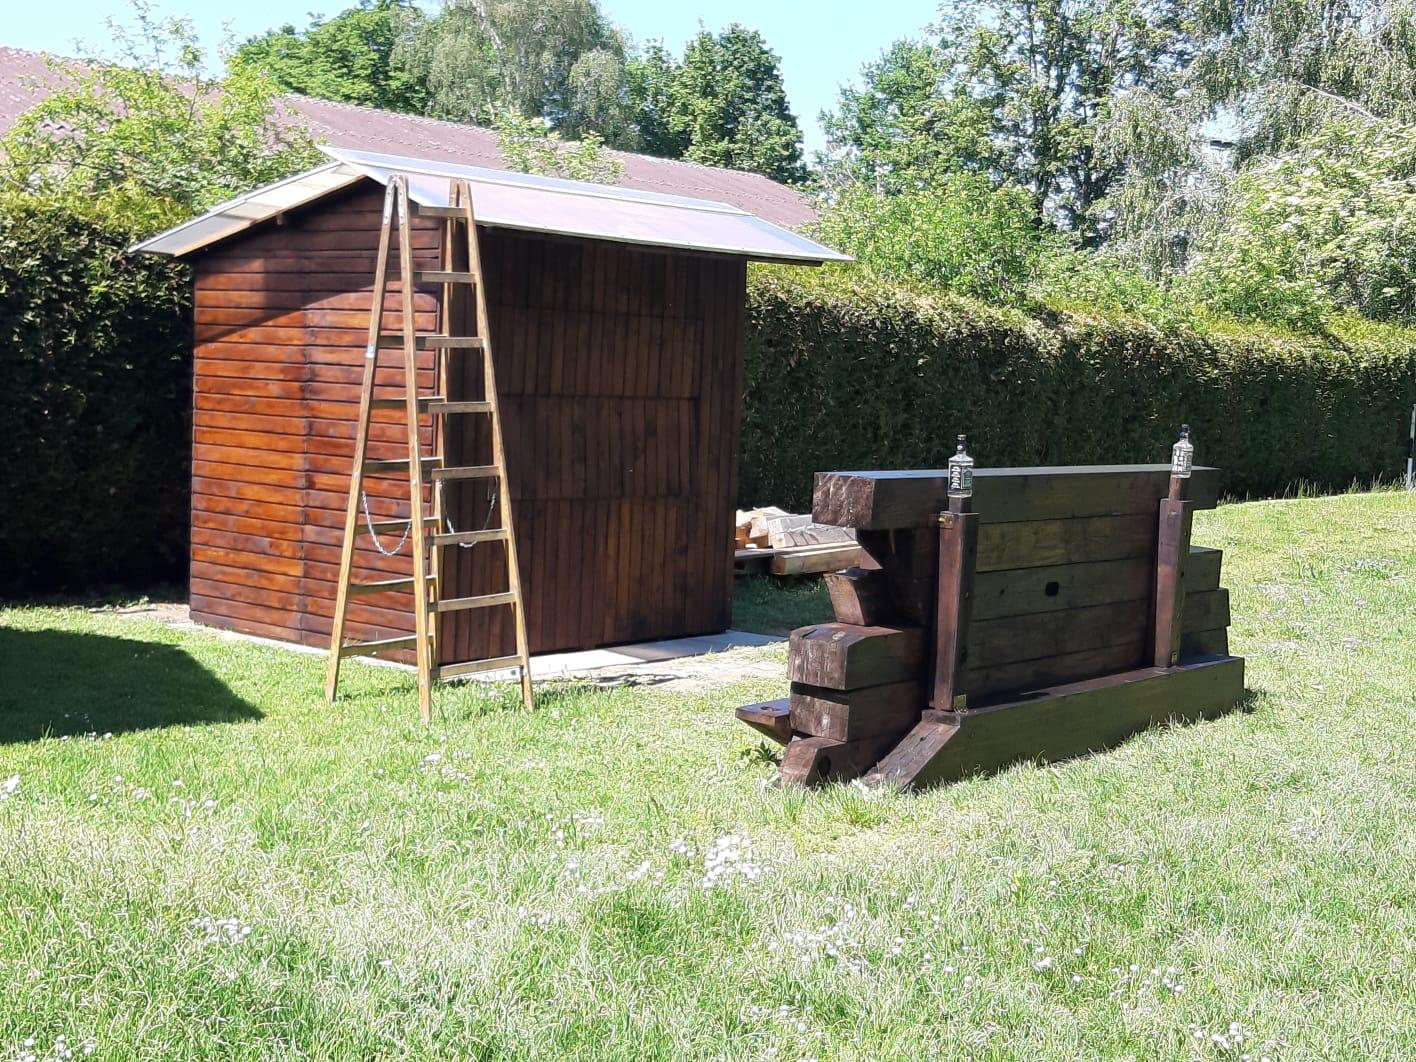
[931,508,979,711]
[1152,493,1194,667]
[814,465,1223,530]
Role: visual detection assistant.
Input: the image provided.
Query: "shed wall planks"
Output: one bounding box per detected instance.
[188,183,746,660]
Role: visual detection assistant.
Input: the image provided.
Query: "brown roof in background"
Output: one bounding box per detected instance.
[0,46,818,229]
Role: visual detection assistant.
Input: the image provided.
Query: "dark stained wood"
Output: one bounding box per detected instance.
[866,655,1245,790]
[187,179,748,657]
[1187,545,1223,590]
[735,698,792,745]
[1151,496,1194,667]
[786,624,928,691]
[789,680,925,741]
[814,465,1223,530]
[778,732,903,786]
[824,567,898,626]
[972,556,1152,621]
[931,508,978,711]
[976,512,1156,572]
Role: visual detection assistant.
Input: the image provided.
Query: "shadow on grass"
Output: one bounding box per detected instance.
[0,627,261,743]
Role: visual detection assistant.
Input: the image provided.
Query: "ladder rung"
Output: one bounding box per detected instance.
[368,517,437,534]
[435,655,524,680]
[430,465,499,481]
[378,333,484,351]
[431,527,509,546]
[408,204,470,220]
[339,635,417,658]
[431,591,517,613]
[370,397,432,411]
[427,400,492,415]
[363,456,441,474]
[348,576,434,597]
[387,266,479,284]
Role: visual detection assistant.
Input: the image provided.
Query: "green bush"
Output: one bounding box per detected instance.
[0,202,192,595]
[741,265,1416,510]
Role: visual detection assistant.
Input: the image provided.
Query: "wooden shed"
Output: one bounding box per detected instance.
[136,148,845,660]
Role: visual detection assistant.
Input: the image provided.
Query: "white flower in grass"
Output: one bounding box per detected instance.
[0,775,18,801]
[191,915,253,946]
[699,834,763,890]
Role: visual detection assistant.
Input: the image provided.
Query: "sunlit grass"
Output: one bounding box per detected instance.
[1,489,1413,1059]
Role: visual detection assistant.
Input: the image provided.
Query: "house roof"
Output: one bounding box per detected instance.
[0,46,818,229]
[132,146,849,264]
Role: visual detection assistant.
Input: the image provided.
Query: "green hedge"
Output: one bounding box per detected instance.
[0,202,192,595]
[4,206,1413,596]
[741,265,1416,510]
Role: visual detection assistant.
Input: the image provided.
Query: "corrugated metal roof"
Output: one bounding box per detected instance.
[132,146,847,264]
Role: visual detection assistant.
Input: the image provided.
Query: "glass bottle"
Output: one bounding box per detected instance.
[948,434,974,498]
[1171,424,1194,478]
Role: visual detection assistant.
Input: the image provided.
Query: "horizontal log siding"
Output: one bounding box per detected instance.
[188,182,747,660]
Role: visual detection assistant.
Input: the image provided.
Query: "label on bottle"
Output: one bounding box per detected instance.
[948,463,973,496]
[1171,444,1193,478]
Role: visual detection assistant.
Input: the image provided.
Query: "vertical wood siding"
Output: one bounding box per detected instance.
[188,183,747,658]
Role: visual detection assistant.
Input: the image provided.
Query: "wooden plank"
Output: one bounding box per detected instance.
[777,732,903,786]
[976,513,1157,572]
[735,697,792,745]
[866,655,1246,790]
[972,556,1153,621]
[1152,497,1194,667]
[813,465,1223,530]
[787,624,928,691]
[1183,588,1230,632]
[770,543,861,576]
[824,568,898,625]
[967,637,1147,701]
[931,509,978,711]
[1181,628,1229,657]
[789,680,924,741]
[1187,545,1223,590]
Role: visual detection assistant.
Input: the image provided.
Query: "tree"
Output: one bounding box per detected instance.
[0,4,320,235]
[822,0,1190,238]
[627,26,806,184]
[819,40,993,194]
[230,0,427,114]
[398,0,637,145]
[493,111,623,183]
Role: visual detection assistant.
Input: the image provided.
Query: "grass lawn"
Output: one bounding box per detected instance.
[2,490,1414,1060]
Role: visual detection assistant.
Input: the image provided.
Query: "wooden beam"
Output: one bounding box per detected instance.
[789,680,924,741]
[786,624,927,691]
[865,654,1245,791]
[824,568,898,625]
[735,698,792,745]
[931,507,979,711]
[777,732,903,786]
[1152,495,1194,667]
[813,465,1223,530]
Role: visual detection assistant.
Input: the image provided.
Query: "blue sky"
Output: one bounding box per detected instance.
[4,0,935,158]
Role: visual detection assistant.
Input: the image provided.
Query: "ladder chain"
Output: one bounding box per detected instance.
[437,480,498,548]
[360,488,412,557]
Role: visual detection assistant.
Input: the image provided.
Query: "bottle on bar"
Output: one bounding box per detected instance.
[1171,424,1194,479]
[948,434,974,498]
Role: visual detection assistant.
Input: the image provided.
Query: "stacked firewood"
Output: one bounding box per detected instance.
[734,507,856,551]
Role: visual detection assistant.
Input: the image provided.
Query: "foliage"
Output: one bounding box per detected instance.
[0,201,192,595]
[626,25,806,184]
[739,264,1416,509]
[818,39,994,196]
[230,0,428,114]
[809,177,1055,303]
[397,0,636,145]
[1182,121,1416,326]
[821,0,1189,238]
[0,3,320,235]
[493,111,622,183]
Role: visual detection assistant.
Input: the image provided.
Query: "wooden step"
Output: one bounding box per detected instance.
[427,400,492,415]
[407,204,472,220]
[431,527,509,546]
[435,655,524,680]
[339,635,417,658]
[403,269,477,284]
[370,397,432,411]
[363,455,441,474]
[367,517,437,534]
[349,575,435,597]
[430,464,499,482]
[378,333,485,351]
[430,591,517,613]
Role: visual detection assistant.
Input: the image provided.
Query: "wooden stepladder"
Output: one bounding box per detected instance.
[325,174,534,721]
